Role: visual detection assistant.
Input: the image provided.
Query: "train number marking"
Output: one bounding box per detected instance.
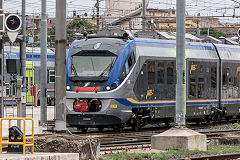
[237,66,240,74]
[110,104,117,108]
[146,89,153,100]
[190,65,197,74]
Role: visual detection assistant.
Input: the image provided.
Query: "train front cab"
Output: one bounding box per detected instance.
[66,38,136,131]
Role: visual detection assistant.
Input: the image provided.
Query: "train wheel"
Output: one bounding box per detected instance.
[132,124,141,131]
[113,125,123,132]
[98,127,104,132]
[81,127,88,133]
[165,121,170,127]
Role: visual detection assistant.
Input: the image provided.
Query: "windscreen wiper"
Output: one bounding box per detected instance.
[99,63,112,77]
[99,59,115,77]
[71,63,78,76]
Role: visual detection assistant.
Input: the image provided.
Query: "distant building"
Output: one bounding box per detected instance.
[103,0,149,31]
[26,15,54,29]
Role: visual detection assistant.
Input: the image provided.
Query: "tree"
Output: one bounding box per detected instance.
[48,19,94,47]
[67,19,93,44]
[48,25,55,48]
[200,28,227,38]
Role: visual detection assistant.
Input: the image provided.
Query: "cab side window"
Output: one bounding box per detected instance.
[119,50,136,82]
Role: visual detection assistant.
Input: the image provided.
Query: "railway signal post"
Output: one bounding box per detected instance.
[151,0,207,151]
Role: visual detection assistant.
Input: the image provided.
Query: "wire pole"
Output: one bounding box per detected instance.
[176,0,186,127]
[21,0,26,118]
[40,0,47,125]
[0,0,3,118]
[55,0,67,132]
[0,37,3,118]
[142,0,146,31]
[96,0,100,31]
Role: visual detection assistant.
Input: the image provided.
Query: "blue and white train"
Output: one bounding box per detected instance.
[66,32,240,132]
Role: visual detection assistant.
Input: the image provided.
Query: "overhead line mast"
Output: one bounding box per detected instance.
[55,0,67,132]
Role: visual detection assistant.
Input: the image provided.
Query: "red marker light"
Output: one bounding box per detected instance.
[10,19,15,25]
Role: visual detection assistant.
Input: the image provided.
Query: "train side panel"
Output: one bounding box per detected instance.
[215,44,240,119]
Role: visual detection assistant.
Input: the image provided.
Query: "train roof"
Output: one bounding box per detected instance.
[68,37,240,61]
[214,43,240,61]
[134,38,214,49]
[134,38,240,61]
[71,38,126,56]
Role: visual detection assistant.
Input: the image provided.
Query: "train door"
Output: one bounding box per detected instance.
[26,61,34,104]
[187,60,218,118]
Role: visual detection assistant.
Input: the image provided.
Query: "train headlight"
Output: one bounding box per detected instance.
[105,85,111,91]
[66,86,70,90]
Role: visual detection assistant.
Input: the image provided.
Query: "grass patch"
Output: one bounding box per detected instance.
[100,144,240,160]
[210,122,240,130]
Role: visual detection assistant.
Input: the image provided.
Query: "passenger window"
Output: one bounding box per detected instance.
[127,55,132,68]
[5,83,9,97]
[49,70,55,83]
[9,54,17,59]
[12,84,16,96]
[147,61,155,84]
[157,62,164,84]
[211,66,217,88]
[125,62,129,75]
[199,65,204,73]
[167,62,174,84]
[198,78,204,98]
[189,84,196,97]
[4,54,7,65]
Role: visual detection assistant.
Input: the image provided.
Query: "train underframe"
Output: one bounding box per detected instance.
[67,99,240,133]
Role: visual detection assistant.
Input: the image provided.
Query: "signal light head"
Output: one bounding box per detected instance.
[5,14,22,32]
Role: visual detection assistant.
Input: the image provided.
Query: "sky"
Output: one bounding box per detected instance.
[3,0,240,23]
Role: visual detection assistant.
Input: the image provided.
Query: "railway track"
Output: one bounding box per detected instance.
[3,126,240,159]
[98,128,240,154]
[35,121,240,157]
[170,153,240,160]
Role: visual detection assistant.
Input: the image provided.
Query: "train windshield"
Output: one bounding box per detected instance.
[71,55,117,79]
